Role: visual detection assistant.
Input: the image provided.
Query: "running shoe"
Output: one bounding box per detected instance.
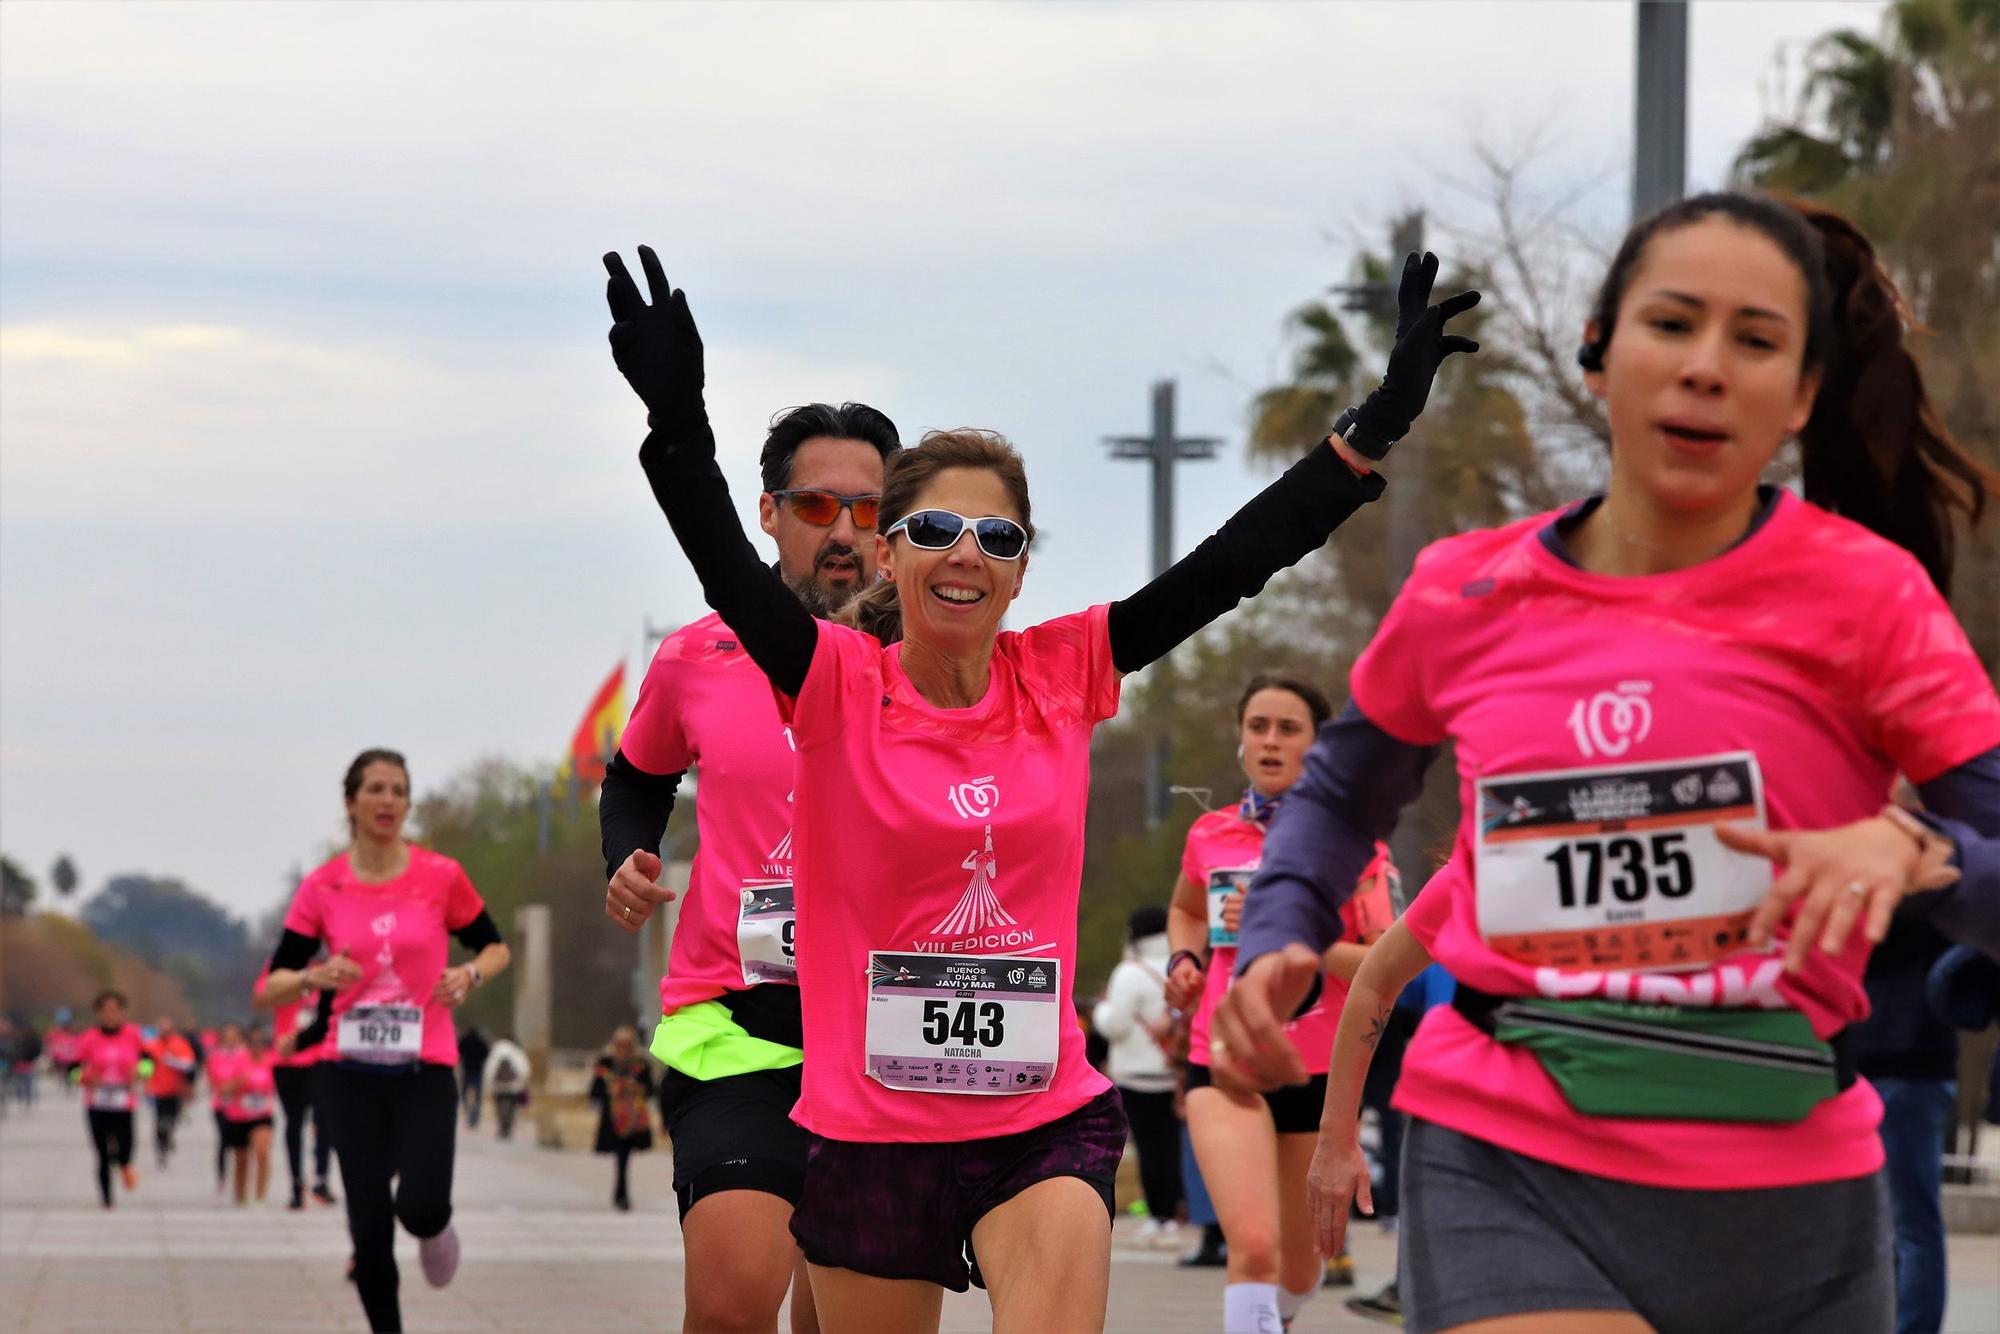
[312,1183,338,1206]
[1345,1282,1402,1327]
[1322,1250,1355,1287]
[419,1224,460,1288]
[119,1165,137,1192]
[1176,1224,1227,1268]
[288,1190,306,1212]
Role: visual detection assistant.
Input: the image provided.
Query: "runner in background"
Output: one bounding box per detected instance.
[45,1011,80,1097]
[590,1026,655,1211]
[261,748,511,1333]
[1223,192,2000,1334]
[457,1026,490,1130]
[1164,673,1394,1333]
[220,1025,278,1206]
[74,990,145,1208]
[603,242,1471,1332]
[483,1035,529,1141]
[144,1016,197,1166]
[207,1024,245,1195]
[258,967,337,1209]
[600,396,899,1334]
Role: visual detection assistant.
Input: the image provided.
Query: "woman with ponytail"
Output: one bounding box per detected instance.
[1221,192,2000,1333]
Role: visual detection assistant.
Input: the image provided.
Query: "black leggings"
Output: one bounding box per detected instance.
[87,1109,134,1206]
[214,1109,229,1184]
[275,1065,332,1195]
[322,1064,458,1333]
[153,1095,182,1160]
[1116,1086,1183,1222]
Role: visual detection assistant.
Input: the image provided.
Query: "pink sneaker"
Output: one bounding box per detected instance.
[418,1224,460,1288]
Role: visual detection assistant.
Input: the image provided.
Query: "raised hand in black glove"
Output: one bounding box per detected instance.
[603,245,708,435]
[1342,251,1480,460]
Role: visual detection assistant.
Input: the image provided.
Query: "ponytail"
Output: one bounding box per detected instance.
[834,578,904,646]
[1788,200,1998,592]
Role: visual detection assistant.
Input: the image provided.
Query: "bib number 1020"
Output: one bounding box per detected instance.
[921,999,1004,1048]
[1545,833,1693,908]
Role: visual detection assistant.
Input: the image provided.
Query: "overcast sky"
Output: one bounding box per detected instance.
[1,1,1885,921]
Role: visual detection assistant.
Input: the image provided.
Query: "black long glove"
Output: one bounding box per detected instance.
[604,245,710,438]
[1344,251,1481,460]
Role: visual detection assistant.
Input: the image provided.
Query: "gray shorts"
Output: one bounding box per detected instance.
[1400,1118,1892,1334]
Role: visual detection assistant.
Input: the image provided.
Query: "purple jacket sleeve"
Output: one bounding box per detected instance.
[1234,702,1437,973]
[1909,746,2000,957]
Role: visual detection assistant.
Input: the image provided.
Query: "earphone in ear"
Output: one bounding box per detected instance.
[1235,742,1246,762]
[1576,340,1605,372]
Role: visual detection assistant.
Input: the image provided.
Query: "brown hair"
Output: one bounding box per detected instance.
[834,429,1035,645]
[1582,191,1996,590]
[343,748,409,837]
[1236,672,1333,730]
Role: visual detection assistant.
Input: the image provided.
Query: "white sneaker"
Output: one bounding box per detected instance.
[419,1224,460,1288]
[1148,1219,1185,1251]
[1128,1217,1167,1247]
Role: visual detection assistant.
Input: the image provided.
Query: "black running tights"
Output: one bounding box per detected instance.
[275,1065,332,1195]
[87,1109,133,1206]
[153,1095,182,1160]
[321,1064,458,1333]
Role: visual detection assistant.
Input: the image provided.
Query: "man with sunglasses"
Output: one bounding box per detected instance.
[600,398,899,1334]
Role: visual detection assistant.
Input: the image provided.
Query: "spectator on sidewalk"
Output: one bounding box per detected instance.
[590,1027,655,1211]
[484,1036,529,1141]
[1093,905,1182,1249]
[458,1025,491,1129]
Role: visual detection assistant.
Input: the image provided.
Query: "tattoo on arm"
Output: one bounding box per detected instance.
[1362,1005,1392,1051]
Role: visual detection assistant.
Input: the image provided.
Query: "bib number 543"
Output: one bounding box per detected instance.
[921,999,1005,1047]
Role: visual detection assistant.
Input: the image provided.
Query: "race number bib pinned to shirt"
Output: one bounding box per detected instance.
[238,1092,274,1116]
[1476,752,1770,974]
[337,1004,424,1066]
[1207,867,1255,948]
[86,1082,133,1112]
[864,953,1059,1095]
[738,880,798,986]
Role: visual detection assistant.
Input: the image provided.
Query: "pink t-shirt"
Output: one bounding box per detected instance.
[1182,812,1395,1071]
[75,1026,146,1112]
[281,846,486,1068]
[207,1047,240,1110]
[781,608,1123,1142]
[1354,493,2000,1190]
[623,613,801,1014]
[223,1052,278,1122]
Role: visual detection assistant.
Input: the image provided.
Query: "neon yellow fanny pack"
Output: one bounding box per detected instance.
[651,1000,803,1081]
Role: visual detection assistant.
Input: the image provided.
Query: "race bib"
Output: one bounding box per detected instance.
[237,1092,274,1116]
[1207,867,1255,948]
[864,952,1059,1095]
[738,880,798,986]
[337,1004,424,1065]
[86,1082,133,1112]
[1476,752,1770,974]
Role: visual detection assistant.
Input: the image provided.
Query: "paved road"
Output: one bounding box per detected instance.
[3,1081,1996,1331]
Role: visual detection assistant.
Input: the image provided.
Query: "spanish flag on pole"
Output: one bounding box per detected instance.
[555,662,626,793]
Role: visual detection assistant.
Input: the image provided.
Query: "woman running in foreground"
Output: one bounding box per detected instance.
[602,243,1475,1333]
[1220,192,2000,1334]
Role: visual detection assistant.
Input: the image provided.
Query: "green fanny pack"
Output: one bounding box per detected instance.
[1452,985,1853,1124]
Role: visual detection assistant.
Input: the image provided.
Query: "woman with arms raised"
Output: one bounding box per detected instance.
[600,244,1476,1333]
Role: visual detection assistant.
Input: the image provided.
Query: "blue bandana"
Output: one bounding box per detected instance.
[1239,787,1282,827]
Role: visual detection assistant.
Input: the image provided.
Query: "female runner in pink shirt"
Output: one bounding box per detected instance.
[602,243,1477,1332]
[74,989,146,1208]
[1162,674,1395,1333]
[258,749,511,1333]
[1223,193,2000,1334]
[219,1025,278,1205]
[206,1023,244,1194]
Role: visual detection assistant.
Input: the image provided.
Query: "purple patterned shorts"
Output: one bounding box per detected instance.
[789,1089,1127,1291]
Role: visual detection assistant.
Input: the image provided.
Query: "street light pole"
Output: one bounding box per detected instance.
[1633,0,1689,219]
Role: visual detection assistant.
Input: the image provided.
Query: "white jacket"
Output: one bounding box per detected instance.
[484,1039,530,1093]
[1092,933,1175,1093]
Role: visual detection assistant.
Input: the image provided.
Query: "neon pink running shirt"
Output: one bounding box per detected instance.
[223,1052,278,1122]
[622,613,801,1014]
[281,846,485,1068]
[75,1026,146,1112]
[1352,493,2000,1190]
[780,607,1123,1142]
[207,1047,240,1110]
[1183,812,1393,1071]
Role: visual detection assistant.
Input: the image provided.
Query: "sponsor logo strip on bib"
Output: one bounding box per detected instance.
[738,879,798,986]
[1207,867,1254,948]
[865,952,1058,1095]
[1475,752,1769,974]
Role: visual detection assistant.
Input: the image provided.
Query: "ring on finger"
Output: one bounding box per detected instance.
[623,905,634,921]
[1845,880,1870,899]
